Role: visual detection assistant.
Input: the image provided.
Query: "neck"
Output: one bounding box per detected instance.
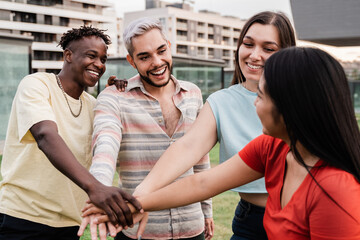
[57,71,83,99]
[242,79,258,92]
[142,78,175,99]
[286,140,319,167]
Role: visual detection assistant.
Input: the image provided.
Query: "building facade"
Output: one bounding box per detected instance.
[290,0,360,46]
[0,0,117,73]
[122,6,245,74]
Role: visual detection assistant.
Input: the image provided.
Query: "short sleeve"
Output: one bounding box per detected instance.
[16,75,56,143]
[238,135,268,174]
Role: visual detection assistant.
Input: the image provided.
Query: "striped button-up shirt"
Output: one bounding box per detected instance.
[90,75,212,239]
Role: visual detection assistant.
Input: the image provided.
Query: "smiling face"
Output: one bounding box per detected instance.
[239,23,280,83]
[67,36,107,88]
[255,75,287,139]
[126,28,172,88]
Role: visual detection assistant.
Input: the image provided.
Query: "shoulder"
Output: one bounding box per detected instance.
[208,84,250,102]
[178,80,201,92]
[82,91,96,105]
[247,135,285,153]
[17,73,54,99]
[20,72,53,87]
[315,167,360,196]
[308,167,360,232]
[97,85,122,99]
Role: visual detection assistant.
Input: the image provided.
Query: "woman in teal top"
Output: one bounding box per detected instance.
[134,11,296,239]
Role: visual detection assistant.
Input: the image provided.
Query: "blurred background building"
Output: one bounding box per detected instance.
[290,0,360,46]
[290,0,360,112]
[0,0,118,73]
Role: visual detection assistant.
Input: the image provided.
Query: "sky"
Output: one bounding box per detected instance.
[109,0,360,62]
[109,0,293,20]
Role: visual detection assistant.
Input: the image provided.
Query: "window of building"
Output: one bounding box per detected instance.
[33,32,56,42]
[177,45,188,54]
[222,36,230,45]
[34,51,62,61]
[44,15,52,25]
[83,20,91,26]
[177,30,187,36]
[197,47,205,56]
[27,0,62,6]
[60,17,69,27]
[83,3,96,9]
[197,33,204,39]
[233,38,239,45]
[223,49,230,57]
[12,11,36,23]
[177,18,187,23]
[208,48,214,58]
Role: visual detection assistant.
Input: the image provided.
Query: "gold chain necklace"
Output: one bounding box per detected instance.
[56,75,82,118]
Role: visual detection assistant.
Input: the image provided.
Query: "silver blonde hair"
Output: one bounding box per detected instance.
[123,17,167,57]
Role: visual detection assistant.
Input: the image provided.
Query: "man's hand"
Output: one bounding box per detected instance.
[204,218,214,240]
[107,75,128,91]
[86,183,142,227]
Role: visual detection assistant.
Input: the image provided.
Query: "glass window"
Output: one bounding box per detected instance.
[0,39,31,140]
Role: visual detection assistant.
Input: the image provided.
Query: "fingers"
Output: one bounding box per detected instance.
[94,214,110,224]
[90,215,99,240]
[114,79,128,91]
[77,216,90,236]
[98,222,107,240]
[110,203,129,228]
[136,212,149,238]
[108,188,135,227]
[82,205,105,217]
[204,218,214,240]
[106,75,128,91]
[107,222,119,237]
[107,75,117,86]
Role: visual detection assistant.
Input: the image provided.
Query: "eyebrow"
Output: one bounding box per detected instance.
[136,44,167,57]
[257,85,263,95]
[244,36,279,47]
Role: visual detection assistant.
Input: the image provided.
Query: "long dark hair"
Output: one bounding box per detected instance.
[231,11,296,85]
[264,47,360,182]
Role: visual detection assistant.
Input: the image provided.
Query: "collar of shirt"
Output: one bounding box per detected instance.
[126,74,190,96]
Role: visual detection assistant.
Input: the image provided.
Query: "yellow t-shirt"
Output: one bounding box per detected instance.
[0,72,95,227]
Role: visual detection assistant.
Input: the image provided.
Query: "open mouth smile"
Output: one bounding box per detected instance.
[149,66,167,76]
[247,63,263,70]
[87,70,101,78]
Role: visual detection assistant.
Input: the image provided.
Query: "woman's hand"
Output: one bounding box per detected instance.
[80,202,148,239]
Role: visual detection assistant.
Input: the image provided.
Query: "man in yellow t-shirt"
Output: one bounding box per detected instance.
[0,26,141,240]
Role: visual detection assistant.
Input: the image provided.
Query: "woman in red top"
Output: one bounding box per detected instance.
[84,47,360,239]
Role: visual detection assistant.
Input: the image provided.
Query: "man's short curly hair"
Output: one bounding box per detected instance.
[58,25,111,50]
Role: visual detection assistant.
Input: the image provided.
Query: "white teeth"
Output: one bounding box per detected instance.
[247,63,262,69]
[152,67,166,75]
[88,70,99,76]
